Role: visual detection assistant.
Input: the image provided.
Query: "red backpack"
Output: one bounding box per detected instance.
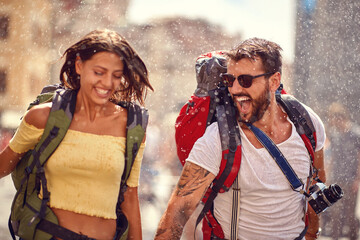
[175,52,317,239]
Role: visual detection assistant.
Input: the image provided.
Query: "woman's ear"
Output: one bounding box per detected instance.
[269,72,281,92]
[75,56,82,75]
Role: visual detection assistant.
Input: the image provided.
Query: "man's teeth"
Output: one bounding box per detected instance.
[236,96,250,102]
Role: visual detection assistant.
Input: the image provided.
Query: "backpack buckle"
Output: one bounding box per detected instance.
[299,117,307,125]
[37,166,45,174]
[186,101,194,114]
[28,213,39,226]
[25,166,32,175]
[50,127,59,137]
[229,129,237,153]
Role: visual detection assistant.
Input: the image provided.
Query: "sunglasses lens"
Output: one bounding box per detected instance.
[241,75,253,88]
[221,74,235,87]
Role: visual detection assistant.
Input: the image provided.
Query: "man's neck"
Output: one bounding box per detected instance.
[245,101,291,144]
[253,101,286,130]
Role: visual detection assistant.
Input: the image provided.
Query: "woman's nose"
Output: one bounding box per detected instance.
[102,74,112,87]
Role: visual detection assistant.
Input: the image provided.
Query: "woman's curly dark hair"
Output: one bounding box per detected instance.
[60,29,153,105]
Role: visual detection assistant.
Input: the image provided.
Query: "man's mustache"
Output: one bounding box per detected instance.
[232,93,252,99]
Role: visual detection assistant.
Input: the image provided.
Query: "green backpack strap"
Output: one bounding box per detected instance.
[123,103,148,186]
[9,88,77,240]
[30,89,77,216]
[114,102,148,240]
[34,89,77,166]
[27,84,64,110]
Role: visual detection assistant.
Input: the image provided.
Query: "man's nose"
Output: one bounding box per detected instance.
[229,78,243,93]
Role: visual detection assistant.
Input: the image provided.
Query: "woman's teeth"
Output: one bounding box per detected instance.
[95,88,109,95]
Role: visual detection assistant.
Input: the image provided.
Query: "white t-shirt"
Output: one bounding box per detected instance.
[187,105,326,240]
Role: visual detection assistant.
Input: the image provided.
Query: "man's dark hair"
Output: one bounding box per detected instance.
[226,37,283,74]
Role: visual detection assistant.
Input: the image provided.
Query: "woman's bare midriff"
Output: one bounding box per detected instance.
[52,208,117,240]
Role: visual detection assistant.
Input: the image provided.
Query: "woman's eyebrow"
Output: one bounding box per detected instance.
[94,65,124,72]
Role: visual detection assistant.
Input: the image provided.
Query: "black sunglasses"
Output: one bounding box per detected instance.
[220,72,275,88]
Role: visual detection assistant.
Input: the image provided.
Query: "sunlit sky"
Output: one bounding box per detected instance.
[127,0,296,62]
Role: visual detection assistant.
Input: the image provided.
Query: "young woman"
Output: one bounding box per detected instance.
[0,29,153,240]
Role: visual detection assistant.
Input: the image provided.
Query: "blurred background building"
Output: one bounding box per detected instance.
[294,0,360,122]
[0,0,131,129]
[294,0,360,239]
[0,0,52,129]
[0,0,359,239]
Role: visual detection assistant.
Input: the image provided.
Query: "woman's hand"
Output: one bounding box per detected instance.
[121,186,142,240]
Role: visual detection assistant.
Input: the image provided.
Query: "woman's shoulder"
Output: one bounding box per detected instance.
[24,102,52,129]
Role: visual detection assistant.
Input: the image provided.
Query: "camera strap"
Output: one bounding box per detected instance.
[245,123,304,190]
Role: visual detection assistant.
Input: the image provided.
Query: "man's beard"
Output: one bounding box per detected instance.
[238,83,271,123]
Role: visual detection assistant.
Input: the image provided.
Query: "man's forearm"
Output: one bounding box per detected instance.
[155,206,189,240]
[155,162,215,240]
[305,207,320,240]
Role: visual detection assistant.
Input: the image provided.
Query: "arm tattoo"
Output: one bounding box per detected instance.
[155,228,169,238]
[155,200,192,239]
[155,163,213,240]
[176,163,211,197]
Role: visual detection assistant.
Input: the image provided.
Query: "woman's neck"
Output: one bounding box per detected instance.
[75,91,113,122]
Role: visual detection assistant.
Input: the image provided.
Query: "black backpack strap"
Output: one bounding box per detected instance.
[37,220,96,240]
[276,94,316,161]
[195,86,241,238]
[212,87,240,190]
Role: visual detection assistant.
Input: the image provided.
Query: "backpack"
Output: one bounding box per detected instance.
[175,52,317,239]
[9,84,148,240]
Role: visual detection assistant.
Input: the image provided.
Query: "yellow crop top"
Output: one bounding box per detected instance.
[9,117,145,219]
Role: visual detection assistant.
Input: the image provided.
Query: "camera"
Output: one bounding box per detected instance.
[308,182,344,214]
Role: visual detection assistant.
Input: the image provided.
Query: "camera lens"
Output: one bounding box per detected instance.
[323,184,344,204]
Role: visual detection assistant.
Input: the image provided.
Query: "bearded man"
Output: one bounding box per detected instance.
[155,38,326,240]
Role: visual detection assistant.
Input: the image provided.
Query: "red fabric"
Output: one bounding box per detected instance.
[300,134,316,164]
[176,50,225,165]
[202,211,225,239]
[175,95,211,165]
[304,211,309,226]
[201,188,212,204]
[216,146,242,193]
[196,50,225,61]
[202,218,212,240]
